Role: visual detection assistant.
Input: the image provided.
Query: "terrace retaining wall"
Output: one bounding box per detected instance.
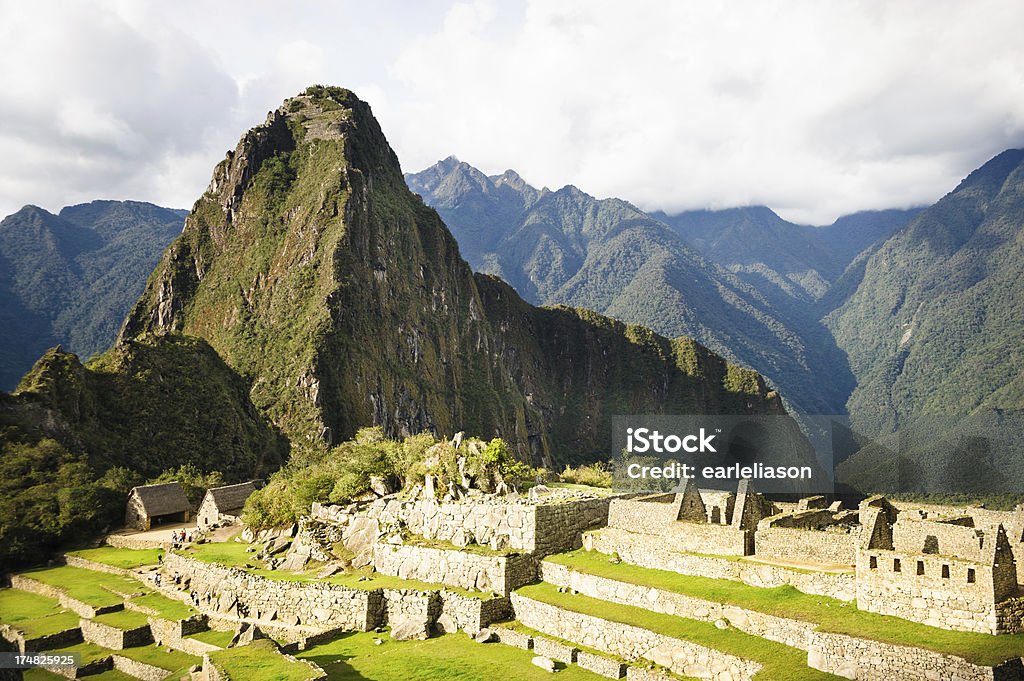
[510,593,761,680]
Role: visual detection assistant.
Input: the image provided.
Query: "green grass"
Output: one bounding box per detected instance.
[184,541,262,567]
[0,589,80,637]
[179,543,495,599]
[517,582,838,681]
[401,534,516,557]
[20,566,143,608]
[188,628,237,647]
[93,609,152,630]
[208,639,321,681]
[23,669,66,681]
[50,641,113,665]
[83,670,137,681]
[68,547,163,569]
[548,549,1024,666]
[115,644,199,671]
[126,592,197,621]
[297,630,608,680]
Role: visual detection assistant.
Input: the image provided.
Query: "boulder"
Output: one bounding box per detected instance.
[531,656,556,672]
[474,628,497,643]
[390,618,430,641]
[228,623,269,648]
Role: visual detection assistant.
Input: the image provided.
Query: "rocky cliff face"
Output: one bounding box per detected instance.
[121,86,787,466]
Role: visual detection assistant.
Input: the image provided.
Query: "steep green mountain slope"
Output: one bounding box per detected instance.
[827,149,1024,439]
[0,336,286,570]
[0,201,185,389]
[121,86,791,466]
[406,159,875,416]
[654,206,917,306]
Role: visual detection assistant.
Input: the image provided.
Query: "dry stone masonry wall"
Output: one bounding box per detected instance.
[511,592,761,681]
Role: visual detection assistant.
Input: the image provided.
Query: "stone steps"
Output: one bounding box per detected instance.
[531,561,1023,681]
[510,589,764,681]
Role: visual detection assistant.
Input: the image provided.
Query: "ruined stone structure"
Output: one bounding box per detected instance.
[590,481,1024,635]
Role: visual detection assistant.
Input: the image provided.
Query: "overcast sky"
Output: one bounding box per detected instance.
[1,1,1023,224]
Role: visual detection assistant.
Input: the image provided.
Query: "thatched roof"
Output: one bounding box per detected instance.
[130,482,190,517]
[203,481,257,514]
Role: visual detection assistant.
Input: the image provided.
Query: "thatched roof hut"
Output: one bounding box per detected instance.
[125,481,191,530]
[198,481,257,530]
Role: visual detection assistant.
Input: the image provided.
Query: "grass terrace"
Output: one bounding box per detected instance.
[67,547,164,570]
[0,589,80,637]
[516,582,840,681]
[114,643,199,671]
[125,591,198,621]
[208,639,322,681]
[180,541,497,600]
[298,630,609,680]
[92,608,152,630]
[188,628,237,648]
[547,549,1024,666]
[20,566,142,608]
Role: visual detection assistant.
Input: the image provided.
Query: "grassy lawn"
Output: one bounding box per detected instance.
[126,592,197,621]
[0,589,80,637]
[188,628,237,647]
[93,609,152,630]
[68,546,164,569]
[298,631,609,680]
[208,639,321,681]
[20,566,143,608]
[50,641,114,665]
[548,550,1024,666]
[184,540,261,567]
[116,643,199,671]
[517,582,839,681]
[23,669,66,681]
[180,542,495,600]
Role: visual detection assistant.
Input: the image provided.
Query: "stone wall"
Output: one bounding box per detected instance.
[511,593,761,680]
[79,617,152,649]
[997,597,1024,635]
[0,623,82,654]
[371,543,536,595]
[111,654,171,681]
[163,553,381,631]
[856,549,1004,633]
[807,630,1024,681]
[163,552,507,639]
[586,528,856,601]
[148,617,219,656]
[755,527,856,566]
[105,533,169,550]
[605,499,752,556]
[539,561,813,650]
[436,593,510,637]
[892,516,988,561]
[312,494,610,556]
[576,650,627,679]
[63,555,135,577]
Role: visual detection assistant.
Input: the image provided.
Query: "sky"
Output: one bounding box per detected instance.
[1,1,1023,224]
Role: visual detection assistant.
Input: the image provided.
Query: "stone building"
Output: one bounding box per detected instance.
[125,482,191,530]
[198,482,258,531]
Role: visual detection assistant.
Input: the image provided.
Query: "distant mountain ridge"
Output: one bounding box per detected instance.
[0,200,186,389]
[407,158,918,418]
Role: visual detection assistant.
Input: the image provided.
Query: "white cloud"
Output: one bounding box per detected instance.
[0,0,1022,224]
[389,0,1024,223]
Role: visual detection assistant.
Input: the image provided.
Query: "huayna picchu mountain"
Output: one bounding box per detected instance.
[0,86,811,571]
[118,85,793,466]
